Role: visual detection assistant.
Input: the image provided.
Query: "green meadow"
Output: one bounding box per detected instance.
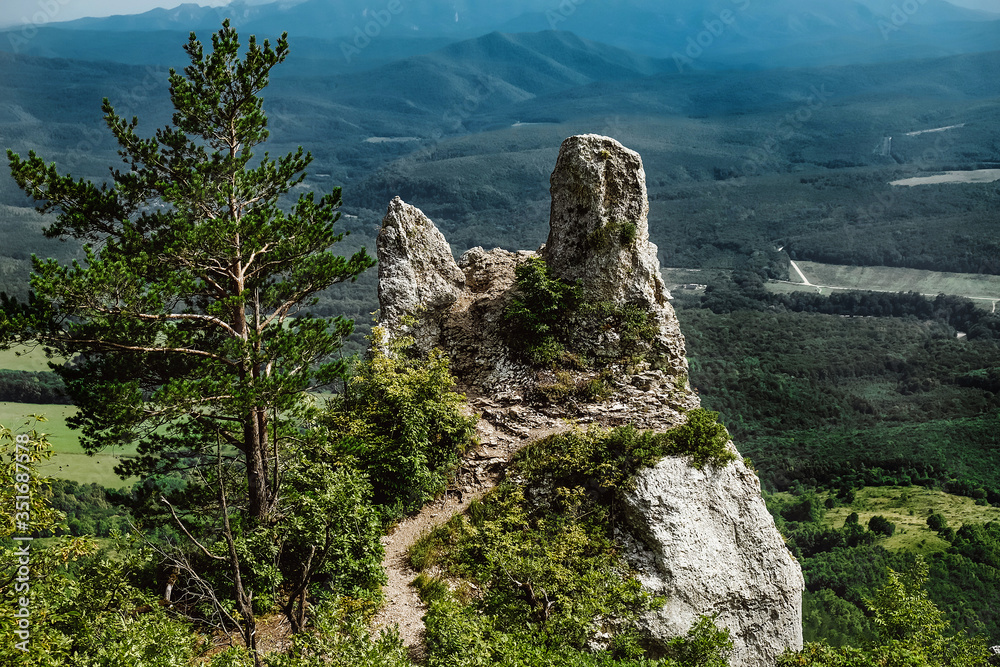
[822,486,1000,555]
[770,262,1000,309]
[0,402,135,488]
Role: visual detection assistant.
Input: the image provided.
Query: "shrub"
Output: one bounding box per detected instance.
[868,515,895,537]
[503,257,660,369]
[926,513,948,532]
[503,256,582,366]
[777,558,989,666]
[266,598,412,667]
[412,477,732,666]
[321,334,477,519]
[514,409,734,501]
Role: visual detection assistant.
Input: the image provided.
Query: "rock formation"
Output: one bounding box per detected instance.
[377,196,466,352]
[544,134,668,312]
[621,456,804,665]
[374,134,804,667]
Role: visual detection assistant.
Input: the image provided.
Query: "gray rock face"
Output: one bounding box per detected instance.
[377,196,465,351]
[621,455,804,667]
[544,134,669,310]
[375,136,803,667]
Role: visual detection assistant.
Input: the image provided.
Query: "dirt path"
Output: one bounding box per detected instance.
[371,491,478,662]
[788,259,812,285]
[370,396,569,662]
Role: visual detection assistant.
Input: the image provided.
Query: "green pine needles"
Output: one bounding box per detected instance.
[3,21,375,664]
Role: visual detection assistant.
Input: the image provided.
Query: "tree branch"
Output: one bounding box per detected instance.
[160,495,226,561]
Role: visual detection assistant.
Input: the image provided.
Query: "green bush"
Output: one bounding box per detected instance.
[410,412,736,666]
[415,491,732,667]
[777,558,989,666]
[503,257,659,368]
[503,256,582,366]
[867,515,895,538]
[587,220,638,250]
[266,599,412,667]
[513,410,734,498]
[0,532,200,667]
[321,334,477,519]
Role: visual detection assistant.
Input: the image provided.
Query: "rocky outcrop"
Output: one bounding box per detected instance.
[375,135,803,667]
[621,455,804,666]
[544,134,669,311]
[377,196,466,351]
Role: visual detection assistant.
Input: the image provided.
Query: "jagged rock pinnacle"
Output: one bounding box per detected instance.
[544,134,670,310]
[374,138,804,667]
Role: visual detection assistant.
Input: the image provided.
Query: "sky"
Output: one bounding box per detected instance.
[1,0,999,28]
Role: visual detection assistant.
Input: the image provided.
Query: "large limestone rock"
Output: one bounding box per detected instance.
[377,196,465,351]
[544,134,669,310]
[375,136,803,667]
[622,456,805,667]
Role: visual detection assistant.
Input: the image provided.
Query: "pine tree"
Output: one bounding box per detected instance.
[4,21,374,662]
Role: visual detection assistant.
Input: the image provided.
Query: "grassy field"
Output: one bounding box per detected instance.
[0,344,65,372]
[769,262,1000,308]
[821,486,1000,555]
[0,403,135,488]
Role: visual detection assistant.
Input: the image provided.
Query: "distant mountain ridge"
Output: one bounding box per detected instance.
[3,0,997,71]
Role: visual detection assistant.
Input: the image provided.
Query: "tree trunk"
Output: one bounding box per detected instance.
[245,412,271,524]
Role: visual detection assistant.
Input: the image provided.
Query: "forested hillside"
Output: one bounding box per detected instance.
[0,8,998,666]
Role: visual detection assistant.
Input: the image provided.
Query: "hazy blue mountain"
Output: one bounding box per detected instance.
[0,27,453,72]
[3,0,996,71]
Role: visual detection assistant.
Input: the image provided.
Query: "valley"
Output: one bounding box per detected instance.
[0,2,997,663]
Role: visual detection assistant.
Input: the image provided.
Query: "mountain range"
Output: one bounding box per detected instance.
[3,0,998,70]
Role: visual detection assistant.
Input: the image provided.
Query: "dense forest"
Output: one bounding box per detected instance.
[670,275,1000,649]
[1,11,999,666]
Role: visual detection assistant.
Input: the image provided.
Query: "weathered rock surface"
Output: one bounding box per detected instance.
[621,455,804,667]
[375,135,803,667]
[377,196,465,351]
[544,134,669,311]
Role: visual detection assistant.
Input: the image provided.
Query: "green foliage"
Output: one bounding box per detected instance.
[576,301,660,358]
[414,486,731,667]
[0,531,200,667]
[660,616,733,667]
[535,370,613,404]
[503,256,583,366]
[3,18,375,527]
[677,305,1000,503]
[45,479,131,537]
[409,413,735,666]
[266,599,412,667]
[3,22,381,662]
[926,513,948,533]
[765,483,1000,646]
[867,515,896,538]
[0,418,65,537]
[778,558,989,666]
[321,331,477,519]
[0,369,67,404]
[503,257,659,369]
[279,455,386,603]
[513,412,733,504]
[587,220,638,250]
